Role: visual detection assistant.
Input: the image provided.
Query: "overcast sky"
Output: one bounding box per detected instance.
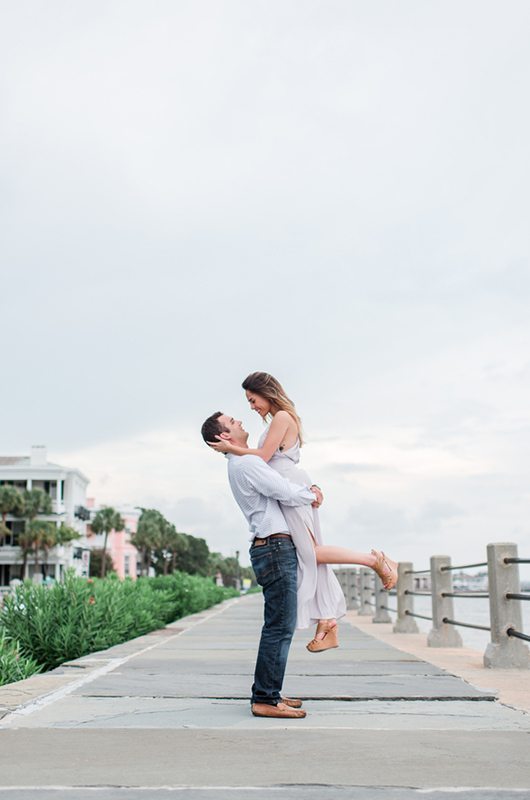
[2,1,529,570]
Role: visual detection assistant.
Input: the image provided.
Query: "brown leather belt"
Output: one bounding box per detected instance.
[252,533,292,547]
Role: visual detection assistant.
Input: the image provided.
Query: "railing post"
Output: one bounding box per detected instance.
[484,543,530,669]
[373,574,391,623]
[358,567,374,616]
[334,568,358,610]
[333,568,346,604]
[428,556,463,647]
[393,562,419,632]
[346,568,359,610]
[351,568,360,610]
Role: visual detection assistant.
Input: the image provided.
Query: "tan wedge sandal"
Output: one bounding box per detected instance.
[306,621,339,653]
[371,549,398,590]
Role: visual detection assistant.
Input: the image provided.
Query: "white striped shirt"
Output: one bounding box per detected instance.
[226,453,316,541]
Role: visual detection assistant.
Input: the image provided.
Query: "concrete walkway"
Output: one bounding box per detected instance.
[1,593,530,798]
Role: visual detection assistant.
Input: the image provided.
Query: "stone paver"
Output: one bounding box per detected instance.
[0,593,529,798]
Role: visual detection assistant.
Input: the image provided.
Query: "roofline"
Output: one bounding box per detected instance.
[0,464,90,485]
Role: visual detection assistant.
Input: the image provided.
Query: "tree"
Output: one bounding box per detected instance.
[132,510,212,578]
[168,528,189,574]
[88,548,114,578]
[179,534,210,576]
[0,485,24,545]
[55,524,81,546]
[17,529,36,579]
[90,507,125,578]
[16,489,53,579]
[43,524,80,577]
[132,509,163,576]
[22,488,52,521]
[18,521,82,581]
[152,520,189,576]
[209,552,255,588]
[157,521,176,575]
[24,519,57,577]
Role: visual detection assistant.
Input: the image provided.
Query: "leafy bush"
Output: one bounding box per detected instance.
[0,629,42,686]
[0,570,237,680]
[148,571,233,619]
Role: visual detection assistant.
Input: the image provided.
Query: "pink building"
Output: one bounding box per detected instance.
[86,499,140,580]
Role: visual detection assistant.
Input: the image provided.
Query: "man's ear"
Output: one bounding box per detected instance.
[218,431,231,441]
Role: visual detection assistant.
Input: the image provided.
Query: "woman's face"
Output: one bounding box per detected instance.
[245,389,272,418]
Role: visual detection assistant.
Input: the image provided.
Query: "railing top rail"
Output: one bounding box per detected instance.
[507,628,530,642]
[405,557,527,573]
[442,617,491,632]
[405,610,432,621]
[441,592,490,598]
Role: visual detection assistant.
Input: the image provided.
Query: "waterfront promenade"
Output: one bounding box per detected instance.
[1,593,530,798]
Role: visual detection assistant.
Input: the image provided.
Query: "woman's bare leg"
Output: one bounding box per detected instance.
[313,549,378,637]
[307,538,397,645]
[315,545,398,590]
[315,546,377,568]
[313,618,336,641]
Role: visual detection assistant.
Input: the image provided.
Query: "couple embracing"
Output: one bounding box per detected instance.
[201,371,397,719]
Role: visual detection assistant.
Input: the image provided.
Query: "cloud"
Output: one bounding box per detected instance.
[1,2,529,573]
[322,462,396,475]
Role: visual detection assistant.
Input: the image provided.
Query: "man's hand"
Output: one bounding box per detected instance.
[310,485,323,508]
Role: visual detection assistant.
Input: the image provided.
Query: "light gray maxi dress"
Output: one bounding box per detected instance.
[258,427,347,629]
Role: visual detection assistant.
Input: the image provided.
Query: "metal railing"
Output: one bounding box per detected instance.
[335,542,530,669]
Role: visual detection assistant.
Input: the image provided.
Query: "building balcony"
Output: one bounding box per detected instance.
[52,500,66,515]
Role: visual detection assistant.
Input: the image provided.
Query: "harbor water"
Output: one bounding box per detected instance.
[402,595,530,651]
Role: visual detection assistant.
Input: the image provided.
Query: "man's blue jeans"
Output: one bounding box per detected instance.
[249,536,298,706]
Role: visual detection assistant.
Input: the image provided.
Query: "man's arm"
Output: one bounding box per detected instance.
[242,457,318,507]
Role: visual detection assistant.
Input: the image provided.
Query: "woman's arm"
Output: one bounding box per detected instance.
[210,410,293,461]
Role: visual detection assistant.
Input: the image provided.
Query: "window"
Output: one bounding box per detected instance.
[0,520,24,547]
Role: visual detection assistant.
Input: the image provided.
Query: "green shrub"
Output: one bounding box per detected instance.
[0,570,238,678]
[148,572,235,619]
[0,629,42,686]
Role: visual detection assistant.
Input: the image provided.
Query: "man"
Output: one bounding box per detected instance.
[201,411,322,719]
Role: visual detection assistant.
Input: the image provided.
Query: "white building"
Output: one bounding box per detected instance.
[0,445,90,587]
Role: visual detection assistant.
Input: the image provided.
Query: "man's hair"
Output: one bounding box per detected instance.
[201,411,228,446]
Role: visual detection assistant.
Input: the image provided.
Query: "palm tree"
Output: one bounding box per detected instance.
[131,509,163,576]
[90,507,125,578]
[55,524,81,546]
[158,522,188,575]
[168,527,188,574]
[42,523,80,578]
[17,489,53,579]
[22,488,52,521]
[25,519,57,577]
[17,529,35,579]
[0,485,24,544]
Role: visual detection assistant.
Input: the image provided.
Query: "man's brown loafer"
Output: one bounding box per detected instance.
[251,702,306,719]
[281,696,303,708]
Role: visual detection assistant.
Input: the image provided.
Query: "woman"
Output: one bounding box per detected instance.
[210,371,398,652]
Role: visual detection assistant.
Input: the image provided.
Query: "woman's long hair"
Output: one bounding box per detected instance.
[242,372,304,446]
